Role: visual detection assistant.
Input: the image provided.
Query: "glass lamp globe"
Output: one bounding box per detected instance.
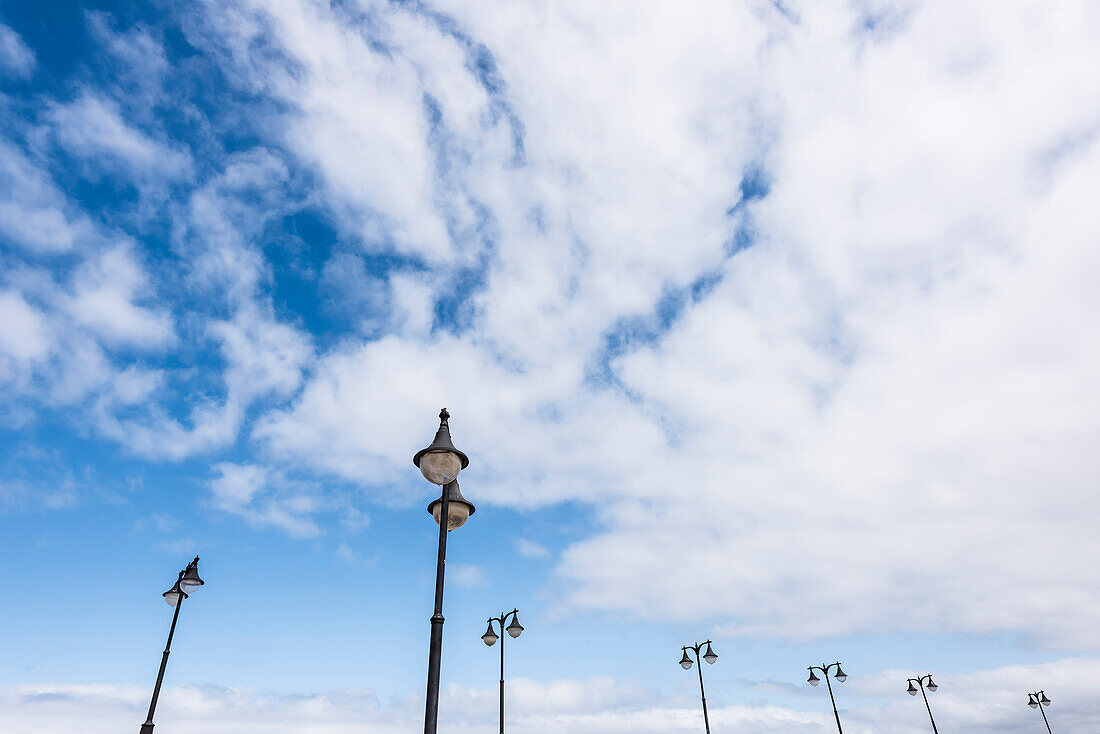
[163,585,185,607]
[419,451,463,486]
[431,497,471,530]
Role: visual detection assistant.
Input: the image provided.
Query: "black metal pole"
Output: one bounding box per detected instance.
[423,480,452,734]
[1038,702,1053,734]
[693,647,711,734]
[918,681,939,734]
[824,669,844,734]
[140,574,184,734]
[499,617,506,734]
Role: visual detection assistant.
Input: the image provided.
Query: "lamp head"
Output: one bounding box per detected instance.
[482,622,499,646]
[834,665,847,682]
[926,678,938,693]
[1028,694,1039,708]
[427,480,476,531]
[413,408,469,485]
[908,681,918,696]
[680,650,693,670]
[1040,693,1051,706]
[808,669,820,687]
[180,556,203,593]
[163,576,186,607]
[506,613,524,638]
[703,643,717,664]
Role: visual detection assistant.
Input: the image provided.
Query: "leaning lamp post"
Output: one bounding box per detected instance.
[140,556,203,733]
[679,640,718,734]
[1027,690,1054,733]
[807,662,848,734]
[906,674,940,733]
[414,408,475,734]
[482,609,524,734]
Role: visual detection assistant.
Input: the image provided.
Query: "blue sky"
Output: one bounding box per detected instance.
[2,1,1100,732]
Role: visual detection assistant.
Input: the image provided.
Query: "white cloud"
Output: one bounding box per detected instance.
[208,463,320,537]
[335,541,374,566]
[64,244,176,349]
[157,537,198,555]
[516,538,550,559]
[81,148,313,460]
[222,0,1100,651]
[47,93,191,179]
[210,462,267,512]
[449,563,488,589]
[0,140,90,253]
[0,22,34,79]
[0,291,51,363]
[209,306,312,401]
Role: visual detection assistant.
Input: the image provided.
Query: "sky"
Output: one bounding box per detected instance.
[1,0,1099,732]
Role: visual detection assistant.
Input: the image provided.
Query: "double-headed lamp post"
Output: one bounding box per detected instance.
[679,640,718,734]
[807,662,848,734]
[414,408,475,734]
[1027,690,1054,733]
[906,674,940,733]
[481,609,525,734]
[139,556,203,734]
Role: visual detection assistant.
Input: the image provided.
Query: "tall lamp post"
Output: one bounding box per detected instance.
[906,674,940,733]
[807,662,848,734]
[1027,690,1054,733]
[139,556,203,734]
[414,408,475,734]
[481,609,525,734]
[679,640,718,734]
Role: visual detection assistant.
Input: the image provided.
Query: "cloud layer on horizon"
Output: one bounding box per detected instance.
[4,657,1100,734]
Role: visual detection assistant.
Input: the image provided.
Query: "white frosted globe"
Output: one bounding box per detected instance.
[420,451,462,485]
[432,500,471,531]
[164,590,183,607]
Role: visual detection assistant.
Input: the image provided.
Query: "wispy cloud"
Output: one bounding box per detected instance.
[0,22,34,79]
[449,563,489,589]
[516,538,550,559]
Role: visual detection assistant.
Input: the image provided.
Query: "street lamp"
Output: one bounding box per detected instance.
[906,674,940,733]
[679,640,718,734]
[1027,690,1054,733]
[807,662,848,734]
[139,556,203,734]
[482,609,524,734]
[414,408,474,734]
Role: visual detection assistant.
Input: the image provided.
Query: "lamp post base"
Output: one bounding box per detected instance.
[140,725,155,734]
